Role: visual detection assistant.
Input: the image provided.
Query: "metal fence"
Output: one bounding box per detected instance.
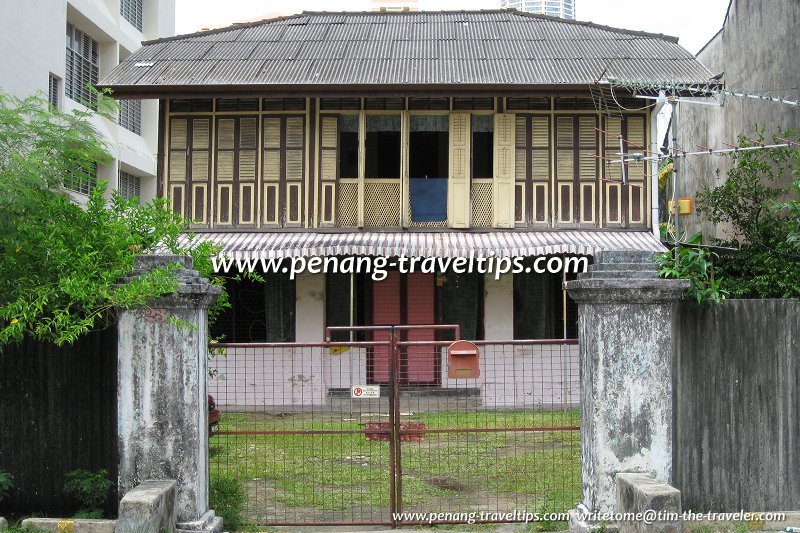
[208,328,579,526]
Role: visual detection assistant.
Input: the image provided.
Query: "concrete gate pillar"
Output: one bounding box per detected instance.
[564,250,687,530]
[116,255,222,532]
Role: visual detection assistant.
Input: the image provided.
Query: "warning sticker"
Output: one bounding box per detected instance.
[350,385,381,399]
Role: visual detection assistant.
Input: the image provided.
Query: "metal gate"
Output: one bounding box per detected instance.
[209,326,580,527]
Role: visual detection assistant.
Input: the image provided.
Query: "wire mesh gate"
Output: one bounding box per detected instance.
[209,327,580,527]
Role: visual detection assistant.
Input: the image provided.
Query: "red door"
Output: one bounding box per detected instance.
[369,271,437,385]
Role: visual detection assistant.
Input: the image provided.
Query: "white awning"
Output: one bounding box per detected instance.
[186,231,665,260]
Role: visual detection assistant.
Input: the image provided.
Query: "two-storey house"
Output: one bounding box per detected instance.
[100,10,711,393]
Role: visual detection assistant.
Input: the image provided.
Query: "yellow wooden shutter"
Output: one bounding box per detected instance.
[319,116,338,226]
[449,113,471,228]
[262,117,282,226]
[493,113,516,228]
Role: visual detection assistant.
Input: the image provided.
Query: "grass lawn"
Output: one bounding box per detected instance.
[210,409,580,526]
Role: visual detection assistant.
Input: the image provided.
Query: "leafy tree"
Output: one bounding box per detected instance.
[777,150,800,248]
[0,91,226,348]
[695,130,800,299]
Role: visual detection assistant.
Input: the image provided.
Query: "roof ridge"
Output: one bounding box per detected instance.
[143,9,681,46]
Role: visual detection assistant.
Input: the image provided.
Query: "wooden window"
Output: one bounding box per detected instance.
[601,115,648,228]
[319,115,339,226]
[215,116,258,227]
[262,115,306,227]
[514,115,550,226]
[167,116,211,224]
[492,113,516,227]
[554,115,598,227]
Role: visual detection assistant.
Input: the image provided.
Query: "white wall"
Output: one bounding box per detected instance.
[0,0,175,204]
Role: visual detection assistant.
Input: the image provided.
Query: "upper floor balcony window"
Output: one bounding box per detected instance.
[162,96,651,232]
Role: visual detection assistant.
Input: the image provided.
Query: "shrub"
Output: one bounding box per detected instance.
[63,468,114,518]
[209,477,246,531]
[0,469,13,502]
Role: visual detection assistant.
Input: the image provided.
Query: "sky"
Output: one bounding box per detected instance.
[175,0,731,55]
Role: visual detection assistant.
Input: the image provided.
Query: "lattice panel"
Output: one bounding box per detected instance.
[365,181,402,227]
[471,181,493,227]
[338,181,359,227]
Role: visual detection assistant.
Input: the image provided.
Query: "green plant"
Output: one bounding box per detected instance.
[0,90,229,349]
[63,469,114,518]
[209,477,247,531]
[0,469,13,502]
[656,233,728,305]
[694,129,800,299]
[776,150,800,248]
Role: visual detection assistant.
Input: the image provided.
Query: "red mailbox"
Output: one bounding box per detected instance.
[447,340,480,379]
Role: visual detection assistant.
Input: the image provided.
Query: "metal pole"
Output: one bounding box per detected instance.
[671,99,680,259]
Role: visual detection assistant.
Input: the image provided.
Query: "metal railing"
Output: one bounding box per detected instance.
[208,334,580,526]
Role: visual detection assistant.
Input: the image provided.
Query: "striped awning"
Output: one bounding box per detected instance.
[186,231,665,260]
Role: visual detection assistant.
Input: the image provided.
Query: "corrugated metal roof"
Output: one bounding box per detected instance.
[101,10,713,93]
[184,230,665,261]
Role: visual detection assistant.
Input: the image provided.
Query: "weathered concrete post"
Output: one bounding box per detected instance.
[116,255,222,532]
[564,250,687,531]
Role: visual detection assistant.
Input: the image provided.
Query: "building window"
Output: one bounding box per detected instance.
[365,115,401,179]
[119,99,142,134]
[326,271,366,342]
[472,115,493,179]
[48,74,60,110]
[64,164,97,195]
[513,259,578,340]
[65,24,99,109]
[118,170,142,202]
[338,115,359,180]
[120,0,143,31]
[409,115,449,179]
[211,273,296,342]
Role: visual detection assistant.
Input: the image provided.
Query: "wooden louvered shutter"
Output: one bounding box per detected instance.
[238,118,258,226]
[190,118,210,225]
[530,116,550,225]
[603,116,624,226]
[626,116,647,226]
[168,117,211,224]
[514,116,527,225]
[168,118,188,217]
[578,116,598,226]
[284,116,305,226]
[319,116,338,226]
[555,117,575,226]
[449,113,471,228]
[215,118,235,226]
[261,115,306,227]
[493,113,516,228]
[262,117,281,226]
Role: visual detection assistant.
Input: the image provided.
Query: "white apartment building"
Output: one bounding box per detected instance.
[500,0,575,19]
[0,0,175,204]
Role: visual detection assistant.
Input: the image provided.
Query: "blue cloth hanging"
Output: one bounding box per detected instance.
[409,178,448,222]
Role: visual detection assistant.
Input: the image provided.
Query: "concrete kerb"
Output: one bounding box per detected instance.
[116,479,177,533]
